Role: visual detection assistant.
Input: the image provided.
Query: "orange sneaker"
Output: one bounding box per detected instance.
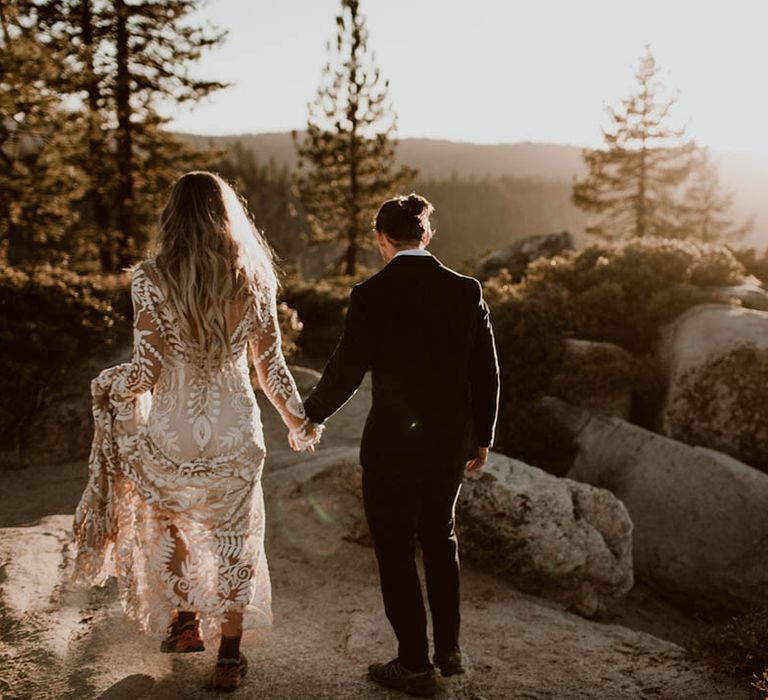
[160,616,205,653]
[212,652,249,691]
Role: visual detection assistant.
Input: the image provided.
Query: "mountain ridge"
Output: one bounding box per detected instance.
[178,131,768,250]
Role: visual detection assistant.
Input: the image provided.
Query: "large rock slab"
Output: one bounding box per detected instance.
[476,230,574,281]
[544,396,768,612]
[0,488,746,699]
[657,303,768,469]
[657,303,768,385]
[458,452,633,616]
[268,447,634,617]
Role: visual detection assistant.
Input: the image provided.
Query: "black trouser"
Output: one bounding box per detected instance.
[362,466,464,671]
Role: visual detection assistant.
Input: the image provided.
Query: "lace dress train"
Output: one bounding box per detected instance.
[71,260,309,639]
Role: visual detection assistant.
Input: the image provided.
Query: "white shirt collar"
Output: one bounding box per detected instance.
[392,248,432,259]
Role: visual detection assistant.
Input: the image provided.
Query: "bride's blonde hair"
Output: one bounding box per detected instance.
[153,170,278,367]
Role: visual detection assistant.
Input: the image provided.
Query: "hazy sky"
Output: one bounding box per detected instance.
[167,0,768,153]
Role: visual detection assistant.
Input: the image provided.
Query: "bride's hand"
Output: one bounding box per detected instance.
[288,419,324,452]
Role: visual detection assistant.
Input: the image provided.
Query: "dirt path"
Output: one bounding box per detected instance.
[0,377,749,699]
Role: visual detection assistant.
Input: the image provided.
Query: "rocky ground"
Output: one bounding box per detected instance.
[0,374,752,699]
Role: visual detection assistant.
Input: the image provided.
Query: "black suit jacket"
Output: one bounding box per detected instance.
[304,254,500,478]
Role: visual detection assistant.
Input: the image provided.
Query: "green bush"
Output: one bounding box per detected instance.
[550,346,665,409]
[276,301,302,361]
[666,345,768,472]
[1,264,305,465]
[485,238,750,471]
[730,246,768,287]
[694,609,768,682]
[483,275,576,473]
[0,264,130,457]
[521,238,746,351]
[280,275,357,360]
[687,245,745,287]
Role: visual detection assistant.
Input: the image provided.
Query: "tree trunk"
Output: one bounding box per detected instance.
[637,144,646,238]
[6,222,28,267]
[114,0,134,269]
[81,0,114,271]
[345,124,360,276]
[637,91,648,238]
[344,236,357,276]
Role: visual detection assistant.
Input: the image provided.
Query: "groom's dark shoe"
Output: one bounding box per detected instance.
[433,646,466,677]
[367,658,436,697]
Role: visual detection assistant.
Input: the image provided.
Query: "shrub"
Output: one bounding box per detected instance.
[0,265,130,460]
[276,301,302,361]
[665,345,768,472]
[485,238,750,471]
[687,245,745,287]
[1,264,305,466]
[550,346,665,411]
[730,245,768,287]
[694,609,768,681]
[483,275,576,473]
[280,274,357,360]
[521,238,747,352]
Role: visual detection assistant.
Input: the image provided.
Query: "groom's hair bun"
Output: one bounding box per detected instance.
[401,193,430,218]
[374,192,435,243]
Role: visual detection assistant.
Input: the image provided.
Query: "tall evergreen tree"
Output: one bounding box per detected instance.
[35,0,227,270]
[0,0,84,266]
[293,0,415,276]
[676,147,753,243]
[109,0,228,268]
[573,47,695,240]
[38,0,115,268]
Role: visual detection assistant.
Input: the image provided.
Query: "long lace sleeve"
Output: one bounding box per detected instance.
[249,292,307,428]
[113,264,165,404]
[249,291,323,450]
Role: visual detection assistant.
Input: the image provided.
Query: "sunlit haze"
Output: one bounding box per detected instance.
[167,0,768,154]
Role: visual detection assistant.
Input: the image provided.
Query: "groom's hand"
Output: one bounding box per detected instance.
[466,446,489,471]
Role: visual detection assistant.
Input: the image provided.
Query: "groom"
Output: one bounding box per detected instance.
[303,193,499,698]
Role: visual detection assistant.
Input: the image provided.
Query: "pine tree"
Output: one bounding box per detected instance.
[573,47,695,240]
[0,0,85,266]
[676,147,753,243]
[35,0,227,270]
[292,0,415,276]
[37,0,115,268]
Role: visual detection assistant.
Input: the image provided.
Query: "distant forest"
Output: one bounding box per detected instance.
[186,132,768,269]
[419,176,584,265]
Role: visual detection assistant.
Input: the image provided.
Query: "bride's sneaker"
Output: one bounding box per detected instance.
[160,616,205,653]
[367,658,436,697]
[212,652,249,691]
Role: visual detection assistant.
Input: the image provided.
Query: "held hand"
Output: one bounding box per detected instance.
[288,430,312,453]
[466,446,489,472]
[288,419,324,452]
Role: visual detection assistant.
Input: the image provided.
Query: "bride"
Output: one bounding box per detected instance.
[71,171,323,690]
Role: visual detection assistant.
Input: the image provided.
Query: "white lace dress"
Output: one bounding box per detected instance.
[71,259,307,639]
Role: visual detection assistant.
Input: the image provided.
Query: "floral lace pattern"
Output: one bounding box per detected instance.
[71,260,313,639]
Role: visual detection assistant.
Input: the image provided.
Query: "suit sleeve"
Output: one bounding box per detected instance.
[470,283,500,448]
[304,285,371,424]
